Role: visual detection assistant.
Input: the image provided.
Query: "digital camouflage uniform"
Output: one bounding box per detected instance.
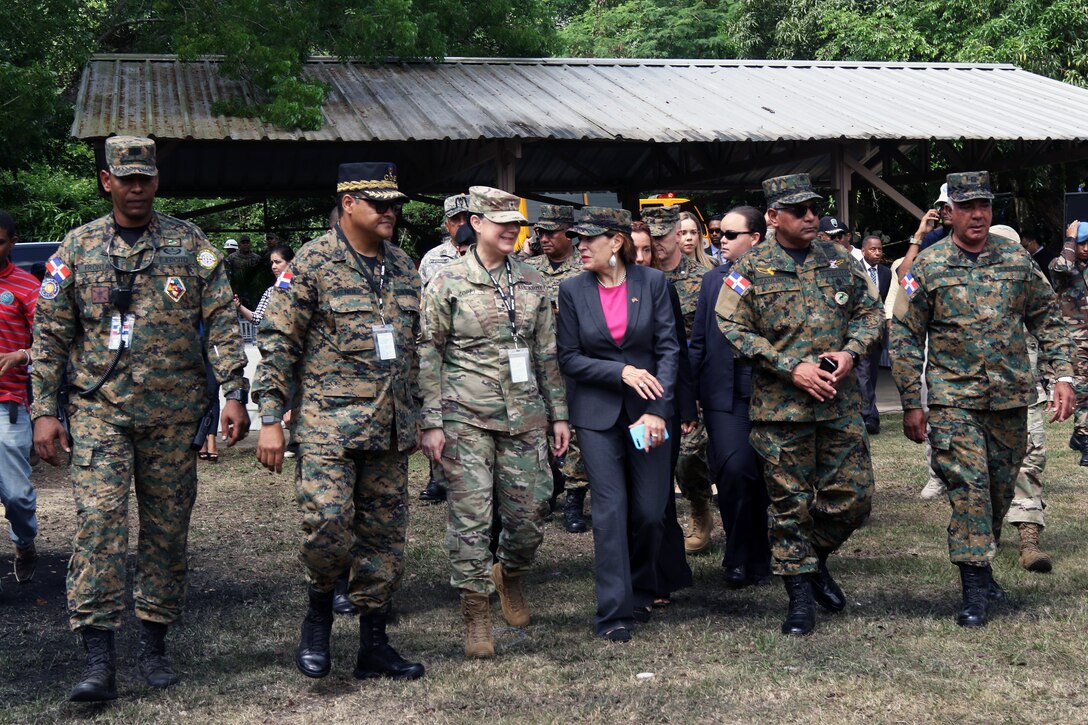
[1047,251,1088,436]
[253,228,422,612]
[31,140,248,630]
[891,220,1072,564]
[524,205,588,492]
[716,177,880,576]
[420,193,568,594]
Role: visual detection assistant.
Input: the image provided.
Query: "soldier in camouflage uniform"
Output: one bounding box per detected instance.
[891,172,1074,629]
[1049,219,1088,466]
[717,173,881,636]
[420,186,570,659]
[524,204,591,533]
[31,137,250,701]
[644,205,713,554]
[253,163,425,682]
[417,193,474,504]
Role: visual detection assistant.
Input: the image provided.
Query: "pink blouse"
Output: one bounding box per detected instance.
[597,280,628,346]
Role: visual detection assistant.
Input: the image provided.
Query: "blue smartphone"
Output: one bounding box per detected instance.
[629,423,669,450]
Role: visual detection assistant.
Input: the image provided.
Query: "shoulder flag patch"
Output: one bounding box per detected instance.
[901,273,919,297]
[275,270,293,289]
[725,269,751,296]
[46,256,71,284]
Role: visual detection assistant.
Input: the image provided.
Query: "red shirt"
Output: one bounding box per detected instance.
[597,280,628,346]
[0,261,39,407]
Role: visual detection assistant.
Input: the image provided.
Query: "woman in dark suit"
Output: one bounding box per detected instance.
[557,207,680,642]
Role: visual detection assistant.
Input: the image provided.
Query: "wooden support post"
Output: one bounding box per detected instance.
[843,154,926,220]
[830,145,852,226]
[495,140,521,193]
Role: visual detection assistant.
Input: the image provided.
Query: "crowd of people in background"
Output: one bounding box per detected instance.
[2,136,1085,702]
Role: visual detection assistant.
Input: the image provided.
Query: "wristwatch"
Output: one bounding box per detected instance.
[261,414,281,426]
[846,351,860,364]
[224,382,250,403]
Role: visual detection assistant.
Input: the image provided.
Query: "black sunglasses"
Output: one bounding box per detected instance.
[721,229,753,240]
[778,204,821,218]
[352,196,402,215]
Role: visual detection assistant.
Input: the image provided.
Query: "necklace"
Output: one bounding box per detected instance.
[596,270,627,288]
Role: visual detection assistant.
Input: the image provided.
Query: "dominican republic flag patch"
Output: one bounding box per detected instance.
[46,256,71,284]
[725,269,751,295]
[275,270,293,289]
[901,273,919,297]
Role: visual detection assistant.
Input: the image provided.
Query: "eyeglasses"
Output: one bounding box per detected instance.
[721,230,753,240]
[778,204,821,218]
[351,196,402,215]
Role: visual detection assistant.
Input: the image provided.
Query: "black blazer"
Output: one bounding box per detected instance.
[557,264,680,431]
[689,262,747,414]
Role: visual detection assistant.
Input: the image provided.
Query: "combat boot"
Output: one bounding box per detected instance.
[562,489,589,534]
[811,548,846,613]
[461,591,495,658]
[69,628,117,702]
[296,587,334,678]
[1016,523,1053,573]
[1070,434,1088,467]
[492,562,530,627]
[956,563,989,628]
[333,573,359,615]
[354,607,425,680]
[419,475,447,502]
[780,575,816,636]
[13,543,37,583]
[136,620,180,689]
[683,499,713,554]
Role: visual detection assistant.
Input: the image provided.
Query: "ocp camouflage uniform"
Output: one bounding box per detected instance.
[420,248,567,593]
[1009,334,1047,527]
[1047,253,1088,435]
[32,211,248,630]
[252,231,421,611]
[891,233,1072,563]
[524,251,588,492]
[717,238,880,575]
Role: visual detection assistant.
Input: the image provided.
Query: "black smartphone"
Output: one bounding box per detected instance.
[819,356,839,374]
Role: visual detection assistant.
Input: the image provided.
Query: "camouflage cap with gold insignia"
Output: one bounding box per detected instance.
[105,135,158,177]
[763,173,822,208]
[337,162,407,201]
[468,186,528,225]
[534,204,575,231]
[946,171,995,203]
[641,205,679,237]
[569,207,632,237]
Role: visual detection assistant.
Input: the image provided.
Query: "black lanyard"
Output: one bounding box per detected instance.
[337,224,388,324]
[472,247,519,345]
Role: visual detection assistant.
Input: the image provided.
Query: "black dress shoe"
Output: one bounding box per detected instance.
[419,478,447,502]
[632,606,652,623]
[603,626,631,642]
[723,565,749,589]
[865,422,880,435]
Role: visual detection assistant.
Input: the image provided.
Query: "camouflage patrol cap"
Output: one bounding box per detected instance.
[337,162,407,201]
[468,186,528,225]
[443,193,471,219]
[105,136,158,177]
[946,171,995,203]
[569,207,632,237]
[641,205,679,237]
[989,224,1020,245]
[763,173,822,208]
[534,204,575,231]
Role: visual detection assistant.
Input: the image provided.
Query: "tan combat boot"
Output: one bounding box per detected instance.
[1016,523,1053,573]
[461,591,495,658]
[684,499,713,554]
[492,562,530,628]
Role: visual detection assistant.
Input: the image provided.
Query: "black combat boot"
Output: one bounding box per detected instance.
[69,628,118,702]
[563,488,589,534]
[296,587,335,678]
[354,608,425,681]
[137,620,180,689]
[333,573,359,615]
[419,477,447,502]
[780,575,816,636]
[811,548,846,613]
[956,563,989,628]
[1069,434,1088,467]
[986,564,1006,602]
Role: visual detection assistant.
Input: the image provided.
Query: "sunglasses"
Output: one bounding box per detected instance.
[778,204,821,218]
[721,229,753,240]
[534,227,565,237]
[352,196,402,215]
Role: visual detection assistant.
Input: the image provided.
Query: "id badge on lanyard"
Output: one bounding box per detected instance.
[507,348,530,384]
[108,314,135,350]
[373,324,397,360]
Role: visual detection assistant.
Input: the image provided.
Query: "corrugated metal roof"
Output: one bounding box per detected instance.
[73,55,1088,144]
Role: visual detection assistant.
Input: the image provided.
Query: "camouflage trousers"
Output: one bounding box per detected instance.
[557,429,588,493]
[440,421,551,594]
[675,423,712,507]
[296,445,408,613]
[1008,399,1047,528]
[928,405,1027,564]
[67,411,198,631]
[1074,330,1088,436]
[749,415,874,576]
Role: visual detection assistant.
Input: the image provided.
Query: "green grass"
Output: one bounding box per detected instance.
[3,414,1088,724]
